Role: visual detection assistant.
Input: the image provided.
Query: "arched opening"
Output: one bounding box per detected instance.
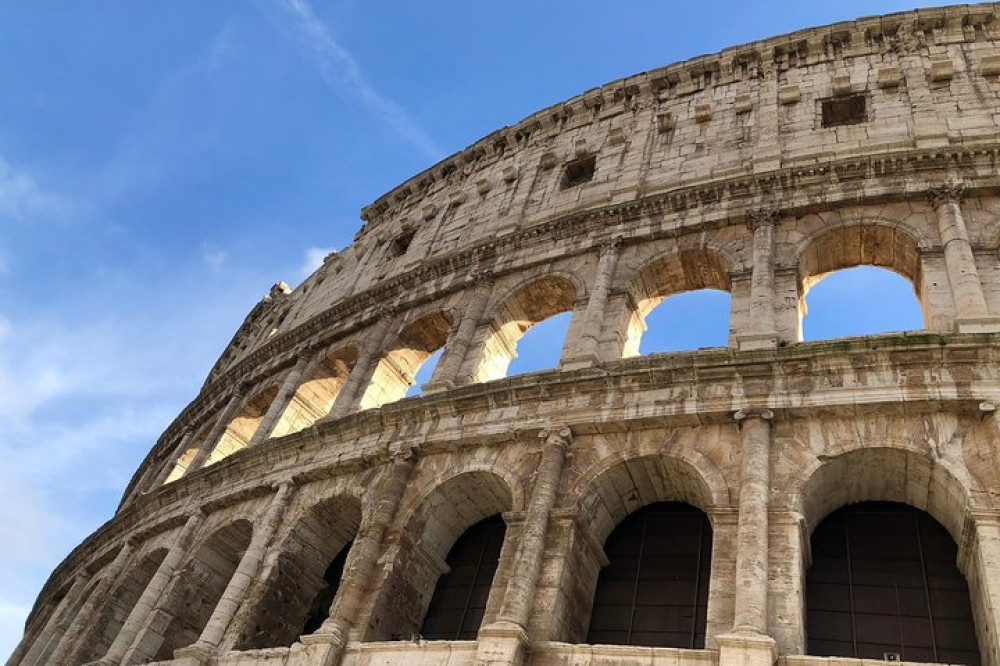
[624,250,731,357]
[75,548,167,663]
[806,502,980,665]
[236,495,361,650]
[206,386,280,466]
[163,420,216,484]
[559,454,723,645]
[474,277,577,382]
[360,311,452,409]
[640,290,732,354]
[148,520,254,662]
[801,266,923,341]
[406,347,444,398]
[505,311,572,376]
[270,347,358,437]
[420,514,507,640]
[587,502,712,648]
[798,225,925,341]
[163,446,199,485]
[367,471,513,641]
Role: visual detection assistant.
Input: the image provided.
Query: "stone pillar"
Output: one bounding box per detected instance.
[563,238,623,369]
[424,273,494,392]
[245,356,310,448]
[187,388,248,472]
[928,183,1000,332]
[174,483,295,664]
[12,571,91,666]
[47,541,133,666]
[325,310,396,420]
[718,409,776,666]
[768,509,808,656]
[738,209,780,350]
[301,444,417,666]
[149,426,196,488]
[478,426,572,666]
[94,513,203,666]
[963,511,1000,666]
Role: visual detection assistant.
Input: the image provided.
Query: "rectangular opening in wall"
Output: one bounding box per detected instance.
[389,230,415,257]
[561,155,596,189]
[821,94,866,128]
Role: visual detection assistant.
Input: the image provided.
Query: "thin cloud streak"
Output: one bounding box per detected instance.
[259,0,442,161]
[0,156,69,224]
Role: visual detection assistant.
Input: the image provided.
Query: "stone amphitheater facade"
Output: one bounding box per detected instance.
[15,4,1000,666]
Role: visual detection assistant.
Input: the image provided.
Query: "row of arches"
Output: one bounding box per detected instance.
[160,223,935,484]
[54,445,988,665]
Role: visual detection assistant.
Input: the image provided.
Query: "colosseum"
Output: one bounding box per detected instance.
[13,4,1000,666]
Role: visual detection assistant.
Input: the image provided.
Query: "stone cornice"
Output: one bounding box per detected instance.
[359,4,997,228]
[54,333,1000,624]
[122,140,1000,507]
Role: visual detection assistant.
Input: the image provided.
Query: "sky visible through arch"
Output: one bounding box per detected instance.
[0,0,953,656]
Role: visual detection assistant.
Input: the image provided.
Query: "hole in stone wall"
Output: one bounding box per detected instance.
[801,266,923,341]
[821,94,867,128]
[560,156,596,189]
[639,289,731,354]
[389,230,415,258]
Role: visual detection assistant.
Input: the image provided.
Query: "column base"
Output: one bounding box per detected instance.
[476,621,530,666]
[421,379,455,395]
[172,642,214,665]
[300,624,350,666]
[955,317,1000,334]
[560,354,601,371]
[736,333,780,352]
[716,631,777,666]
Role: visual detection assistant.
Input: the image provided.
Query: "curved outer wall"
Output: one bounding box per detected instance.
[14,4,1000,666]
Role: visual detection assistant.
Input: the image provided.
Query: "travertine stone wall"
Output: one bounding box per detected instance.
[14,5,1000,666]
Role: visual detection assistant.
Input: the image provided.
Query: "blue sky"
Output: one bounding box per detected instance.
[0,0,941,656]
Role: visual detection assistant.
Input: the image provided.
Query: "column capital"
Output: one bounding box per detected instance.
[745,207,780,231]
[539,425,573,450]
[598,235,624,257]
[734,407,774,423]
[926,180,968,208]
[388,441,419,463]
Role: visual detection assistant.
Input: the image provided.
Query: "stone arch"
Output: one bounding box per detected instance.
[619,248,733,357]
[206,384,281,466]
[474,274,579,382]
[236,493,362,650]
[796,446,971,542]
[360,310,453,409]
[145,519,254,662]
[366,469,515,641]
[271,346,359,437]
[556,452,728,647]
[795,223,926,340]
[74,547,168,663]
[573,451,726,546]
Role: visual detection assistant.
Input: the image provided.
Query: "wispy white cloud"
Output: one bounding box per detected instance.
[201,245,229,273]
[257,0,441,161]
[0,156,70,224]
[299,245,335,279]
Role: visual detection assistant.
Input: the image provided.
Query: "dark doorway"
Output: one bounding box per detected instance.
[420,514,506,640]
[807,502,980,665]
[587,502,712,648]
